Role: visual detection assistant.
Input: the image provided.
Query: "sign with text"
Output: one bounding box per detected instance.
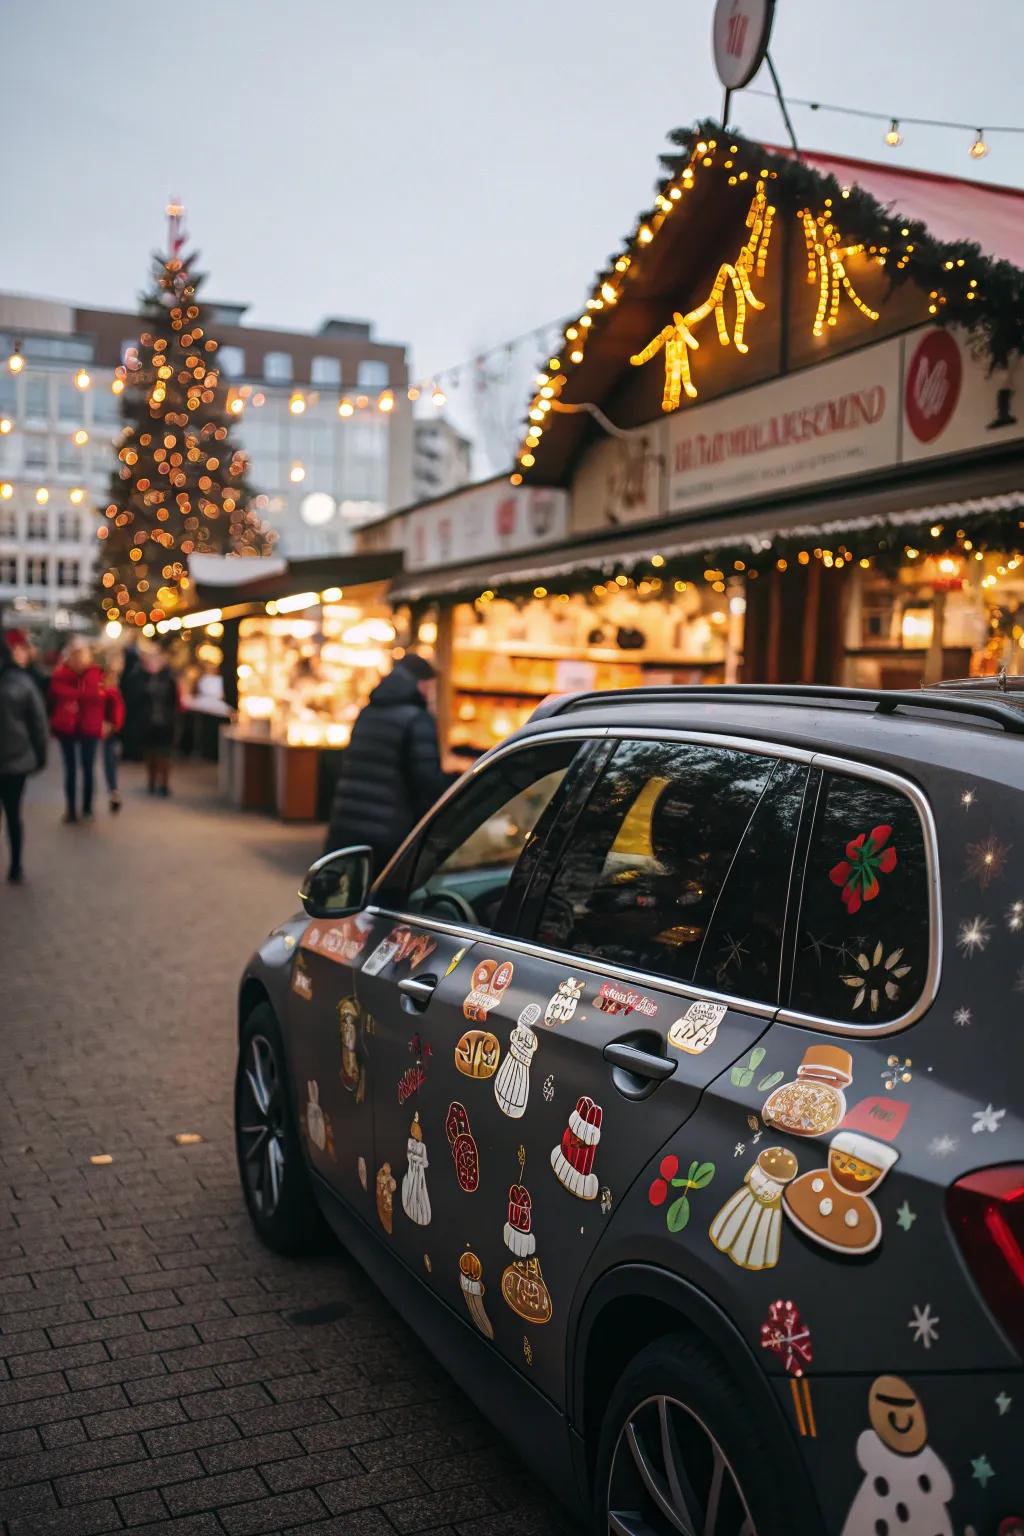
[666,337,902,515]
[403,482,568,572]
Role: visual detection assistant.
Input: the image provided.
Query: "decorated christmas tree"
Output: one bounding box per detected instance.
[96,203,273,628]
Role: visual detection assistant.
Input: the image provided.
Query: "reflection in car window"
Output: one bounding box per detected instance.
[693,759,809,1004]
[789,773,930,1024]
[401,742,580,931]
[535,740,774,983]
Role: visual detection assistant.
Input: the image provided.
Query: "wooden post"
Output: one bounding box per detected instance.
[434,601,454,755]
[801,561,821,682]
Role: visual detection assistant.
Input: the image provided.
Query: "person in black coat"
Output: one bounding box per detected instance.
[0,633,48,883]
[325,653,447,873]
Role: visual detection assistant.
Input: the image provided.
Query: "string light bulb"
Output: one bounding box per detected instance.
[969,129,989,159]
[377,391,395,413]
[289,461,306,483]
[288,392,306,415]
[431,386,446,408]
[338,399,354,417]
[0,418,11,435]
[7,344,24,374]
[74,368,91,390]
[884,119,903,147]
[70,487,84,504]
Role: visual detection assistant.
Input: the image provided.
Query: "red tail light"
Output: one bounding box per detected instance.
[947,1165,1024,1356]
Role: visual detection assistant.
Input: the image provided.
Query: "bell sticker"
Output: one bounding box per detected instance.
[709,1146,798,1270]
[400,1113,430,1227]
[668,1000,727,1054]
[463,958,515,1022]
[544,978,584,1027]
[494,1022,539,1119]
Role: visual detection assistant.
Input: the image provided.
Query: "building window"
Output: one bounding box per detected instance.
[25,377,49,421]
[219,345,246,379]
[57,384,82,422]
[26,556,49,586]
[263,351,293,383]
[26,510,49,541]
[357,359,389,389]
[311,355,342,386]
[0,556,17,584]
[24,436,49,471]
[0,375,16,413]
[56,559,80,587]
[0,509,16,539]
[57,512,81,542]
[57,440,80,474]
[92,387,121,425]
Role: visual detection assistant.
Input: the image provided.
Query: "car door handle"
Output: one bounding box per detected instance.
[398,975,438,1011]
[602,1042,677,1082]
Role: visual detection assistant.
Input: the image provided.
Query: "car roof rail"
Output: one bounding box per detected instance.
[531,682,1024,736]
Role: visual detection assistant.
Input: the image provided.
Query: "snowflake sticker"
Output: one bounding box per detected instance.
[957,916,992,957]
[1007,900,1024,933]
[928,1134,959,1157]
[972,1104,1006,1134]
[840,941,911,1012]
[829,824,897,913]
[881,1055,913,1091]
[908,1302,940,1349]
[953,1006,973,1028]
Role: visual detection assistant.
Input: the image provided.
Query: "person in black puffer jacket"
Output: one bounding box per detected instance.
[0,631,48,883]
[325,653,447,873]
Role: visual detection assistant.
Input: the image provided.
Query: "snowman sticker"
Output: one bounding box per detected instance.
[840,1375,953,1536]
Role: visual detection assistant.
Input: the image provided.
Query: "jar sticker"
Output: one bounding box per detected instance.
[544,978,584,1027]
[762,1045,854,1137]
[841,1377,954,1534]
[709,1147,798,1270]
[760,1300,815,1438]
[667,1000,727,1054]
[463,958,514,1021]
[337,996,365,1100]
[550,1096,603,1200]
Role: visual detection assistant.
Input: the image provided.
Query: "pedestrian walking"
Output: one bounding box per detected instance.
[101,659,126,813]
[119,645,146,762]
[139,649,180,796]
[324,653,449,873]
[49,639,105,823]
[0,632,48,882]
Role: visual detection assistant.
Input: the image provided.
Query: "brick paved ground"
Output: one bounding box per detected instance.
[1,759,573,1536]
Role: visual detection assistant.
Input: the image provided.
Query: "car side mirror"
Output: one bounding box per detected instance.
[299,845,372,919]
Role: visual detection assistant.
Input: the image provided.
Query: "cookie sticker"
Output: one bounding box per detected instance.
[400,1112,430,1227]
[783,1129,899,1256]
[500,1182,552,1325]
[459,1248,494,1339]
[593,981,658,1018]
[550,1096,603,1200]
[544,978,584,1027]
[463,958,514,1022]
[762,1046,853,1137]
[357,1155,367,1191]
[454,1028,501,1079]
[445,1101,480,1192]
[668,1000,727,1054]
[493,1022,538,1119]
[841,1377,954,1535]
[375,1162,396,1233]
[709,1147,798,1270]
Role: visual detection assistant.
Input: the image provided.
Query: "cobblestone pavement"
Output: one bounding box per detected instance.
[1,760,573,1536]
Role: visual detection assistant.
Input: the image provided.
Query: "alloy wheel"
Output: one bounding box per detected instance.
[238,1034,287,1217]
[607,1393,755,1536]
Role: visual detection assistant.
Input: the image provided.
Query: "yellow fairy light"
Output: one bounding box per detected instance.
[289,392,306,415]
[7,346,24,374]
[74,368,91,390]
[431,386,447,407]
[73,429,89,446]
[70,487,84,504]
[631,181,775,409]
[800,208,880,337]
[600,282,618,304]
[0,418,10,434]
[637,225,653,244]
[35,487,49,504]
[0,483,12,499]
[377,391,395,413]
[969,129,989,159]
[338,399,354,417]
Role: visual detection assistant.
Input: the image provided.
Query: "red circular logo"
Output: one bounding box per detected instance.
[904,330,962,444]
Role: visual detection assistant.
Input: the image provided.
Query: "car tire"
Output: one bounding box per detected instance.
[234,1001,330,1255]
[592,1333,820,1536]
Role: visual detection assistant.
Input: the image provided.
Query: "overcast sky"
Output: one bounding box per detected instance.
[5,0,1021,394]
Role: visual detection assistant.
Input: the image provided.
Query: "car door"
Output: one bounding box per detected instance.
[357,736,607,1286]
[486,736,813,1406]
[285,908,379,1208]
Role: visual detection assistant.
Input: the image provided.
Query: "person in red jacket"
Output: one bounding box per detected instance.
[101,660,126,813]
[49,640,105,823]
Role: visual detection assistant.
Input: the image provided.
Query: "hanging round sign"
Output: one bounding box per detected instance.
[712,0,775,90]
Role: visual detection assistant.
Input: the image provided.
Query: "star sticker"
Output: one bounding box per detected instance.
[957,915,992,957]
[896,1201,916,1231]
[995,1391,1012,1416]
[1007,899,1024,933]
[972,1104,1006,1135]
[802,932,831,964]
[908,1303,940,1349]
[961,788,976,809]
[971,1454,995,1487]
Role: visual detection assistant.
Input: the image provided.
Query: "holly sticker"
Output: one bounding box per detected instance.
[648,1155,716,1232]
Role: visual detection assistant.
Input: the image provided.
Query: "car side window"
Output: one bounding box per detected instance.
[383,740,582,933]
[534,739,775,984]
[788,771,931,1024]
[693,758,810,1004]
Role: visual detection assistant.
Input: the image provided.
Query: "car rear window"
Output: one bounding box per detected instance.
[787,771,931,1025]
[533,739,777,986]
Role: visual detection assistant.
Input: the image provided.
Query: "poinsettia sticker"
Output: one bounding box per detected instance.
[829,825,897,913]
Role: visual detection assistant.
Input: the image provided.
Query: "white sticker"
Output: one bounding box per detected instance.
[519,1003,542,1029]
[668,1000,727,1055]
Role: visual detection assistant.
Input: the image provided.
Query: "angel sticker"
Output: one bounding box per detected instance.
[401,1112,430,1226]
